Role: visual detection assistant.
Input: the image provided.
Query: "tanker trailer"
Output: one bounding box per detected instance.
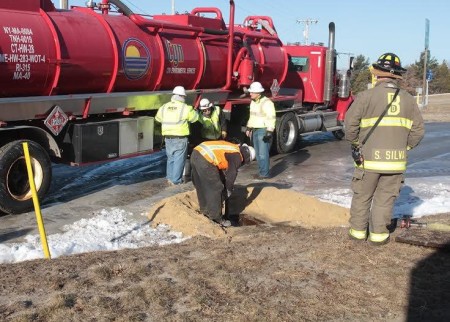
[0,0,294,214]
[0,0,352,215]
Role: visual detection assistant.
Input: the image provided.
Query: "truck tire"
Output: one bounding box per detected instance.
[275,113,299,154]
[332,129,345,140]
[0,140,52,214]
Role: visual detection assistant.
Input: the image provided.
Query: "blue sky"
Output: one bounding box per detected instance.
[68,1,448,69]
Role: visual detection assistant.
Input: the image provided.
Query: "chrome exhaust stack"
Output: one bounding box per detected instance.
[323,22,336,105]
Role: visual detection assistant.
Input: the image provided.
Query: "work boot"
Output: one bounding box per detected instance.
[368,232,390,246]
[368,236,390,246]
[348,228,367,242]
[218,219,231,227]
[387,219,397,233]
[167,179,182,187]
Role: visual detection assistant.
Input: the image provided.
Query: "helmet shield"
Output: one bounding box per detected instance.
[372,53,407,77]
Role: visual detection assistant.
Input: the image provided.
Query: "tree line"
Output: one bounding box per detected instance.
[349,51,450,95]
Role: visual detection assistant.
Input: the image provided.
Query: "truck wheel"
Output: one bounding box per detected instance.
[332,130,345,140]
[275,113,299,154]
[0,140,52,214]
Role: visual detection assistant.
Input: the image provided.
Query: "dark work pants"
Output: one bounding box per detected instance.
[190,150,225,222]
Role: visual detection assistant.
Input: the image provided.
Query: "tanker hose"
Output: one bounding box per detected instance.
[108,0,134,16]
[258,19,276,36]
[203,28,229,35]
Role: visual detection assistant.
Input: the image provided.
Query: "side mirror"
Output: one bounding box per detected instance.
[349,56,355,70]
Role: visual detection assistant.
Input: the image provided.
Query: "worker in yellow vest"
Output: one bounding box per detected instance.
[155,86,199,185]
[245,81,276,179]
[198,98,227,141]
[190,140,255,227]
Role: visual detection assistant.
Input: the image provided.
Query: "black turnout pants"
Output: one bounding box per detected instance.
[190,150,225,222]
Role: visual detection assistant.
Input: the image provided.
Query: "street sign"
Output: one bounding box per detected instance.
[426,70,433,81]
[425,19,430,49]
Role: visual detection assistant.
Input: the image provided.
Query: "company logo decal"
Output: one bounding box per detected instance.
[123,38,150,80]
[164,39,184,67]
[163,39,195,75]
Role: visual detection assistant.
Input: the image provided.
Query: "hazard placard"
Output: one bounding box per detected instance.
[44,105,69,136]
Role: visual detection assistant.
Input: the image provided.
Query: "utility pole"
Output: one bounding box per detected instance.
[171,0,175,14]
[296,18,318,45]
[422,18,430,108]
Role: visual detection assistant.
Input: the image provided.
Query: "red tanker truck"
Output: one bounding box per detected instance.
[0,0,353,214]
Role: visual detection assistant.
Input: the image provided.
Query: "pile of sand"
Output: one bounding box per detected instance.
[147,186,350,238]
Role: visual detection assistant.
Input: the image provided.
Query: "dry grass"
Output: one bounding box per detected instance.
[1,221,449,321]
[421,94,450,122]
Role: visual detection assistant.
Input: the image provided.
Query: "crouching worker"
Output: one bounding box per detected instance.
[190,140,255,227]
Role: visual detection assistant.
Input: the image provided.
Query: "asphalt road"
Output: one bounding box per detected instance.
[1,121,449,244]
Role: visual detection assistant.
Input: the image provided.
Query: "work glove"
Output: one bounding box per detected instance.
[262,131,273,143]
[245,127,253,138]
[351,144,364,166]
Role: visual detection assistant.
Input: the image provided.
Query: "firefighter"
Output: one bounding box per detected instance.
[155,85,199,185]
[198,98,228,141]
[245,81,276,179]
[344,53,425,246]
[190,140,255,227]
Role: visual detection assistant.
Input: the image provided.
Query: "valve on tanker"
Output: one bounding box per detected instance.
[86,0,97,9]
[243,19,258,31]
[98,2,111,11]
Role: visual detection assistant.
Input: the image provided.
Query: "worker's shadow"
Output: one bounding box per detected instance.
[43,152,167,208]
[0,228,34,243]
[269,148,311,178]
[226,181,292,219]
[407,241,450,321]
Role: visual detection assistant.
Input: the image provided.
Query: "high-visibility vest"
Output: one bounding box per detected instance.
[155,100,198,136]
[194,141,242,170]
[247,96,276,131]
[200,106,221,139]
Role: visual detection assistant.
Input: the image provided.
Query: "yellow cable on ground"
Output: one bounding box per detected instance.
[22,142,51,259]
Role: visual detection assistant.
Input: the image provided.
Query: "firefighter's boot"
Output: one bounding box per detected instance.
[349,228,367,242]
[368,232,390,246]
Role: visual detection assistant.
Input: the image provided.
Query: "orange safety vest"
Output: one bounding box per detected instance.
[194,141,242,170]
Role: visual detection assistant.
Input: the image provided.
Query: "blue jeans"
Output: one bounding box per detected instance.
[165,137,188,184]
[252,128,270,177]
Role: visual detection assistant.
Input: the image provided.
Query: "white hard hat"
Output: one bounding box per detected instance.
[199,98,212,110]
[247,145,256,161]
[172,85,186,96]
[248,81,265,93]
[241,144,256,163]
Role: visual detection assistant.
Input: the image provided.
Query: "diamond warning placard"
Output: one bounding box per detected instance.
[44,105,68,136]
